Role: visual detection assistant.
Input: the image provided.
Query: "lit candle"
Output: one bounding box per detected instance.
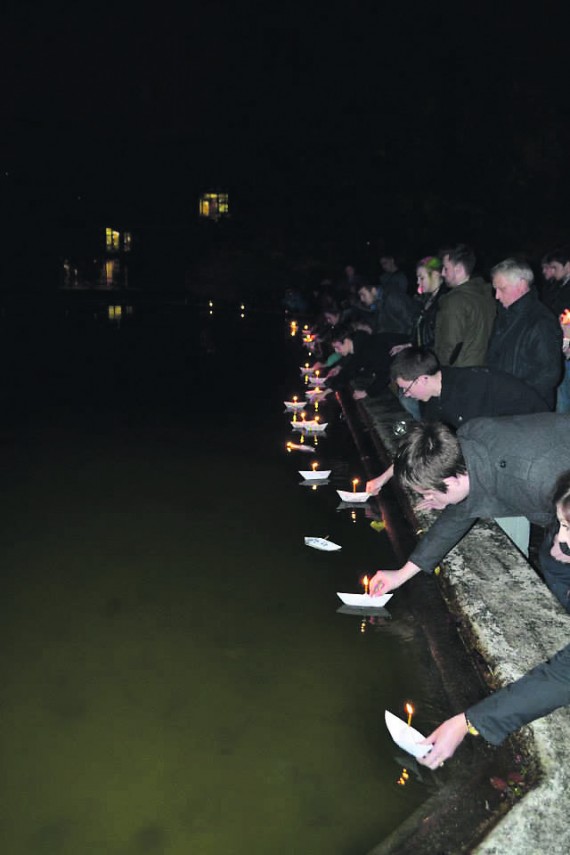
[293,396,298,404]
[362,575,369,595]
[286,442,292,453]
[315,369,320,379]
[301,412,306,422]
[311,461,318,472]
[352,478,359,493]
[405,702,414,727]
[303,324,308,330]
[305,363,309,369]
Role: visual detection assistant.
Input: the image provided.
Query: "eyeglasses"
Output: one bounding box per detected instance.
[400,377,419,397]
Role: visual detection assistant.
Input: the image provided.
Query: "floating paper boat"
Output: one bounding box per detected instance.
[300,366,314,375]
[291,421,306,431]
[305,536,342,551]
[284,400,308,412]
[299,469,332,481]
[306,387,325,398]
[384,711,431,759]
[287,443,314,453]
[336,490,370,503]
[308,376,323,386]
[303,421,328,433]
[336,592,393,608]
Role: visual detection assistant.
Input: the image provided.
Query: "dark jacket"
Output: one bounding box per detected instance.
[409,413,570,573]
[327,331,407,397]
[423,367,550,428]
[541,276,570,318]
[468,641,570,745]
[486,290,562,410]
[413,286,449,349]
[379,282,418,336]
[435,277,496,367]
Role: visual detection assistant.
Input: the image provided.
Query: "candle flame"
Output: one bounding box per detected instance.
[362,575,369,594]
[405,702,414,716]
[312,461,318,471]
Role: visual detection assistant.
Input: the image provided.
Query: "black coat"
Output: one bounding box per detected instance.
[468,641,570,745]
[409,413,570,573]
[423,367,550,428]
[486,290,562,409]
[328,331,407,397]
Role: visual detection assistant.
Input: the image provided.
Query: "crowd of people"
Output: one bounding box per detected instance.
[302,244,570,768]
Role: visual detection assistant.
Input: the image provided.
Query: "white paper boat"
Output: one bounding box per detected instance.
[284,400,308,411]
[305,537,342,551]
[303,422,328,432]
[287,443,314,453]
[306,387,324,397]
[308,376,323,386]
[336,592,393,608]
[299,469,332,481]
[336,490,370,503]
[300,366,314,375]
[291,421,306,431]
[384,711,431,759]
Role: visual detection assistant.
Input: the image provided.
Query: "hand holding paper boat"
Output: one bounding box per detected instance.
[384,711,432,759]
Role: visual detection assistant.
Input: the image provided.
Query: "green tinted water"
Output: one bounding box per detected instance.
[0,309,432,854]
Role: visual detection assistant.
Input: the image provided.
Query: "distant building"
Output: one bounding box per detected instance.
[198,191,229,222]
[61,225,133,289]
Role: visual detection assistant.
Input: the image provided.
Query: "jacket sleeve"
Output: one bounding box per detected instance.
[467,642,570,745]
[434,299,464,366]
[408,506,476,572]
[524,317,563,392]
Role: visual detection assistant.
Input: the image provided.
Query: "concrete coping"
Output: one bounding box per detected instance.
[359,390,570,854]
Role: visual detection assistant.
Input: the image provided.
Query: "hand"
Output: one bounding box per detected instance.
[353,389,368,400]
[551,534,570,564]
[369,569,403,597]
[326,366,341,378]
[415,491,449,511]
[389,342,412,357]
[366,465,394,495]
[417,714,469,769]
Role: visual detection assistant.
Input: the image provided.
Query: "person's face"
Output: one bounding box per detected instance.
[333,338,352,356]
[380,256,396,273]
[550,261,570,281]
[416,475,470,508]
[345,265,355,278]
[556,505,570,552]
[417,267,441,294]
[492,273,528,308]
[395,375,430,402]
[324,311,340,325]
[542,263,554,281]
[442,255,456,286]
[358,287,376,307]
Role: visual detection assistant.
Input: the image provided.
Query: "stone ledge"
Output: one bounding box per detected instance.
[360,390,570,855]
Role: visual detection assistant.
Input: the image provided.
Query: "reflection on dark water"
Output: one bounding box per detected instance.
[0,301,436,854]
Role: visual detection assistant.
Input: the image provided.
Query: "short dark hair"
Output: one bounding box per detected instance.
[545,248,570,266]
[446,244,476,276]
[394,422,467,492]
[553,471,570,522]
[390,347,440,383]
[330,323,354,345]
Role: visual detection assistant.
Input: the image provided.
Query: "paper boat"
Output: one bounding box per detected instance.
[300,366,313,375]
[284,400,308,411]
[384,711,431,759]
[308,376,323,386]
[299,469,332,481]
[303,422,328,432]
[291,421,306,431]
[336,592,393,608]
[305,537,342,551]
[336,490,370,503]
[306,387,324,397]
[287,443,314,453]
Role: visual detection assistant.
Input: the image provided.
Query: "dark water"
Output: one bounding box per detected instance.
[0,303,438,854]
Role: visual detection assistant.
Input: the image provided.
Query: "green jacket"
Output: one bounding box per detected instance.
[434,277,496,367]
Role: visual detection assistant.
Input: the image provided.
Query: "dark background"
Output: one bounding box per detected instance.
[2,1,569,290]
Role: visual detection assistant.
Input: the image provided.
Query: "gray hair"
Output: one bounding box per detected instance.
[490,258,534,286]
